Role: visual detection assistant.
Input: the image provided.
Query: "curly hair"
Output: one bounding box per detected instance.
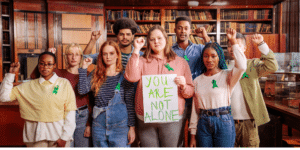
[91,40,123,96]
[199,42,228,75]
[113,17,138,35]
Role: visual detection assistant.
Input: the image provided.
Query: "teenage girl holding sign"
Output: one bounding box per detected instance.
[124,25,194,147]
[189,28,247,147]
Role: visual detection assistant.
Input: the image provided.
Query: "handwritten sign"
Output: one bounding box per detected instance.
[142,74,179,123]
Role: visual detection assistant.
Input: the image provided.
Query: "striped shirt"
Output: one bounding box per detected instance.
[121,52,130,69]
[78,69,135,127]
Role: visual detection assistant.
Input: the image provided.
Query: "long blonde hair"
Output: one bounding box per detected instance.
[64,43,83,68]
[143,25,176,62]
[91,40,123,96]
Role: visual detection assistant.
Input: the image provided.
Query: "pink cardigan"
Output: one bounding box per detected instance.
[125,53,194,117]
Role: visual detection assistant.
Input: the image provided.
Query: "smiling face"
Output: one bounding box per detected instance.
[102,45,118,67]
[203,48,220,71]
[175,21,191,43]
[149,29,166,55]
[66,46,82,67]
[117,29,134,48]
[38,54,55,80]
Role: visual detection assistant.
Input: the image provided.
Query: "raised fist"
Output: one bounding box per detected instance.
[195,27,208,38]
[9,62,20,74]
[251,34,264,45]
[82,57,93,69]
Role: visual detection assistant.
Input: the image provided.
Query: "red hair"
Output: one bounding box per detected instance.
[91,40,123,96]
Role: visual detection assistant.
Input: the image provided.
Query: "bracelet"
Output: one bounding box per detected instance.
[258,41,265,46]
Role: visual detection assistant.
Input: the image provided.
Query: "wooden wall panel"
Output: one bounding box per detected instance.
[245,34,286,59]
[62,14,91,28]
[276,0,299,52]
[14,12,25,49]
[62,31,91,44]
[47,1,104,15]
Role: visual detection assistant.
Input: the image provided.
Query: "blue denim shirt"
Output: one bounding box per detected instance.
[83,45,143,67]
[172,40,207,80]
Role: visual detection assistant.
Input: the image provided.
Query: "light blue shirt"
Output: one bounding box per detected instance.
[172,40,207,80]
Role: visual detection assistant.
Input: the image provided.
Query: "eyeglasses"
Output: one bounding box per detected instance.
[38,63,55,68]
[66,54,81,57]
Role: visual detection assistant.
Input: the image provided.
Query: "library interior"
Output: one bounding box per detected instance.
[0,0,300,148]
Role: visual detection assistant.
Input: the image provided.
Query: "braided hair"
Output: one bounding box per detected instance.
[199,42,228,75]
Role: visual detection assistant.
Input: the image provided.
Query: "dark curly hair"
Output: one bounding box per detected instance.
[199,42,228,75]
[113,17,138,35]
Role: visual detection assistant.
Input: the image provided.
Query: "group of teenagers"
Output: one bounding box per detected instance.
[0,16,279,147]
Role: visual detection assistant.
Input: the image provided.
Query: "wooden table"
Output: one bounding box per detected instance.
[265,100,300,132]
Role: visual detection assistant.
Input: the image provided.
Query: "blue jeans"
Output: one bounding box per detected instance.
[196,106,235,147]
[70,106,91,147]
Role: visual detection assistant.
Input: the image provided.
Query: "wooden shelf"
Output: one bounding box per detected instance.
[167,32,216,35]
[2,44,10,46]
[107,20,161,23]
[3,61,11,64]
[220,32,272,35]
[2,30,9,32]
[1,14,9,17]
[165,20,217,22]
[107,33,148,36]
[221,19,272,22]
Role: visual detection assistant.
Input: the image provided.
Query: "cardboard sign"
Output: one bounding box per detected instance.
[142,74,179,123]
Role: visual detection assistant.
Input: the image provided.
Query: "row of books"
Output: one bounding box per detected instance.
[2,18,9,30]
[165,22,216,33]
[220,9,272,20]
[107,22,158,34]
[221,22,272,33]
[2,4,9,15]
[107,10,160,21]
[189,35,216,45]
[220,36,228,46]
[165,10,214,21]
[3,32,9,44]
[191,24,216,33]
[137,24,157,33]
[2,46,10,61]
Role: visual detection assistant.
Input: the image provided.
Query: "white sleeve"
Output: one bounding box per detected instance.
[258,43,270,55]
[0,73,16,102]
[60,110,76,141]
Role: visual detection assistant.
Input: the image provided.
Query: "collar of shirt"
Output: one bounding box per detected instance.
[172,40,193,50]
[39,72,58,84]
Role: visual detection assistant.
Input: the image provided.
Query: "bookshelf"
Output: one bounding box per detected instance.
[104,6,275,52]
[106,8,162,48]
[0,1,13,82]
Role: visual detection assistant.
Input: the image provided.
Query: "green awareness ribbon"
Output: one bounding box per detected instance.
[53,85,59,95]
[184,55,189,62]
[115,83,121,91]
[164,63,174,71]
[242,72,249,79]
[212,80,218,88]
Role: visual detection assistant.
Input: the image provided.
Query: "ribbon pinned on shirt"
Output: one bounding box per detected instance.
[212,80,218,88]
[184,55,189,62]
[115,83,121,91]
[242,72,249,79]
[164,63,174,71]
[53,85,59,94]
